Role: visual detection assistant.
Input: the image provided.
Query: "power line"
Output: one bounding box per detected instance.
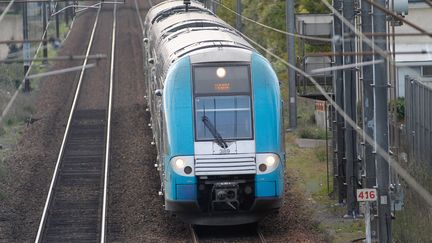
[0,2,59,124]
[309,59,384,74]
[0,0,16,25]
[423,0,432,8]
[235,29,432,208]
[319,0,391,62]
[318,0,432,207]
[362,0,432,38]
[211,0,334,43]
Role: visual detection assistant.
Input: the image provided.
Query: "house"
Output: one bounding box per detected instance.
[394,0,432,97]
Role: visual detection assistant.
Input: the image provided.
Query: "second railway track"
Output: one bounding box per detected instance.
[35,2,117,242]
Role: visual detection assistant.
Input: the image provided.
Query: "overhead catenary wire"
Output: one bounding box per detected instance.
[423,0,432,8]
[25,63,96,79]
[0,3,56,125]
[318,0,432,206]
[210,0,432,205]
[362,0,432,38]
[0,0,16,25]
[235,30,432,207]
[319,0,391,62]
[211,0,334,43]
[0,54,106,63]
[309,59,384,74]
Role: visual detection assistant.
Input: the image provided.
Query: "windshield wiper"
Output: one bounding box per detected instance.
[202,115,228,149]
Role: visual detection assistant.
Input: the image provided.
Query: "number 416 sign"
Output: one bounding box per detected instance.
[356,188,377,202]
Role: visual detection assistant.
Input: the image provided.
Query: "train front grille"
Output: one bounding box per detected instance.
[194,154,256,176]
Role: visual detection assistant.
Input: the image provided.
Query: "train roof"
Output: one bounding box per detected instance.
[145,0,254,71]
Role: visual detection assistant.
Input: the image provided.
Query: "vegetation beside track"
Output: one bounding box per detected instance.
[285,131,365,242]
[0,16,72,200]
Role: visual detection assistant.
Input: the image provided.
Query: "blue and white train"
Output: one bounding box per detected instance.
[143,0,285,225]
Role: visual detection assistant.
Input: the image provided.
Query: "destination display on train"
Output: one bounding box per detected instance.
[193,65,251,94]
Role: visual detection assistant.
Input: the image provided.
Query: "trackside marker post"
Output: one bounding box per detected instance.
[357,188,377,202]
[357,188,377,243]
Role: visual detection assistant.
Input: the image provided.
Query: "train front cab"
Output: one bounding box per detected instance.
[162,52,284,225]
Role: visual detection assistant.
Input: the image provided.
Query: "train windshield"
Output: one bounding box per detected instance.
[193,65,253,141]
[195,96,252,141]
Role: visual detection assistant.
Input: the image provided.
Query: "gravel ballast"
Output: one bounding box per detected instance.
[0,0,327,242]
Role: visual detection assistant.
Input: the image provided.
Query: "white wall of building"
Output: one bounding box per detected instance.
[394,2,432,97]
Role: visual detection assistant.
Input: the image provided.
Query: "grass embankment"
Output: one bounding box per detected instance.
[286,132,365,242]
[286,98,365,242]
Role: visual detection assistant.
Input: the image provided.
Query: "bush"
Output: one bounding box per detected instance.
[297,126,327,140]
[390,98,405,121]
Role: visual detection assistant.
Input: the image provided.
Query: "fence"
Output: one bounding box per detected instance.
[405,76,432,166]
[391,76,432,242]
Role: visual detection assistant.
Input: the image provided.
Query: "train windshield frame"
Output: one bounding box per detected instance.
[193,64,253,141]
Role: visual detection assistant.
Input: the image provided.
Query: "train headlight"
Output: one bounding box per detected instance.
[175,158,185,169]
[216,67,226,78]
[170,156,194,177]
[266,155,276,167]
[256,154,280,174]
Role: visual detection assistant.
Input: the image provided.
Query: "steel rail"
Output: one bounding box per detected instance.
[100,2,117,242]
[189,225,199,243]
[256,227,266,243]
[134,0,145,34]
[34,6,102,243]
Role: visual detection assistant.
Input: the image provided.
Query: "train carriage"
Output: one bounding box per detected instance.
[143,0,285,225]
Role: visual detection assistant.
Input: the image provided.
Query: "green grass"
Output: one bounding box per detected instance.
[297,125,328,139]
[286,132,365,242]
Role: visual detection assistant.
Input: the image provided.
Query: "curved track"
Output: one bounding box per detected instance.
[34,3,117,242]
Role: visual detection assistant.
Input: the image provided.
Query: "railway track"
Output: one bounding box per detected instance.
[34,3,117,242]
[189,224,267,243]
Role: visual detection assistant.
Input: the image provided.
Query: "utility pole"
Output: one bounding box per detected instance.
[42,2,48,65]
[65,0,69,25]
[373,0,392,241]
[361,0,378,240]
[236,0,242,32]
[342,0,358,217]
[332,0,346,204]
[22,1,30,92]
[286,0,297,129]
[56,2,60,39]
